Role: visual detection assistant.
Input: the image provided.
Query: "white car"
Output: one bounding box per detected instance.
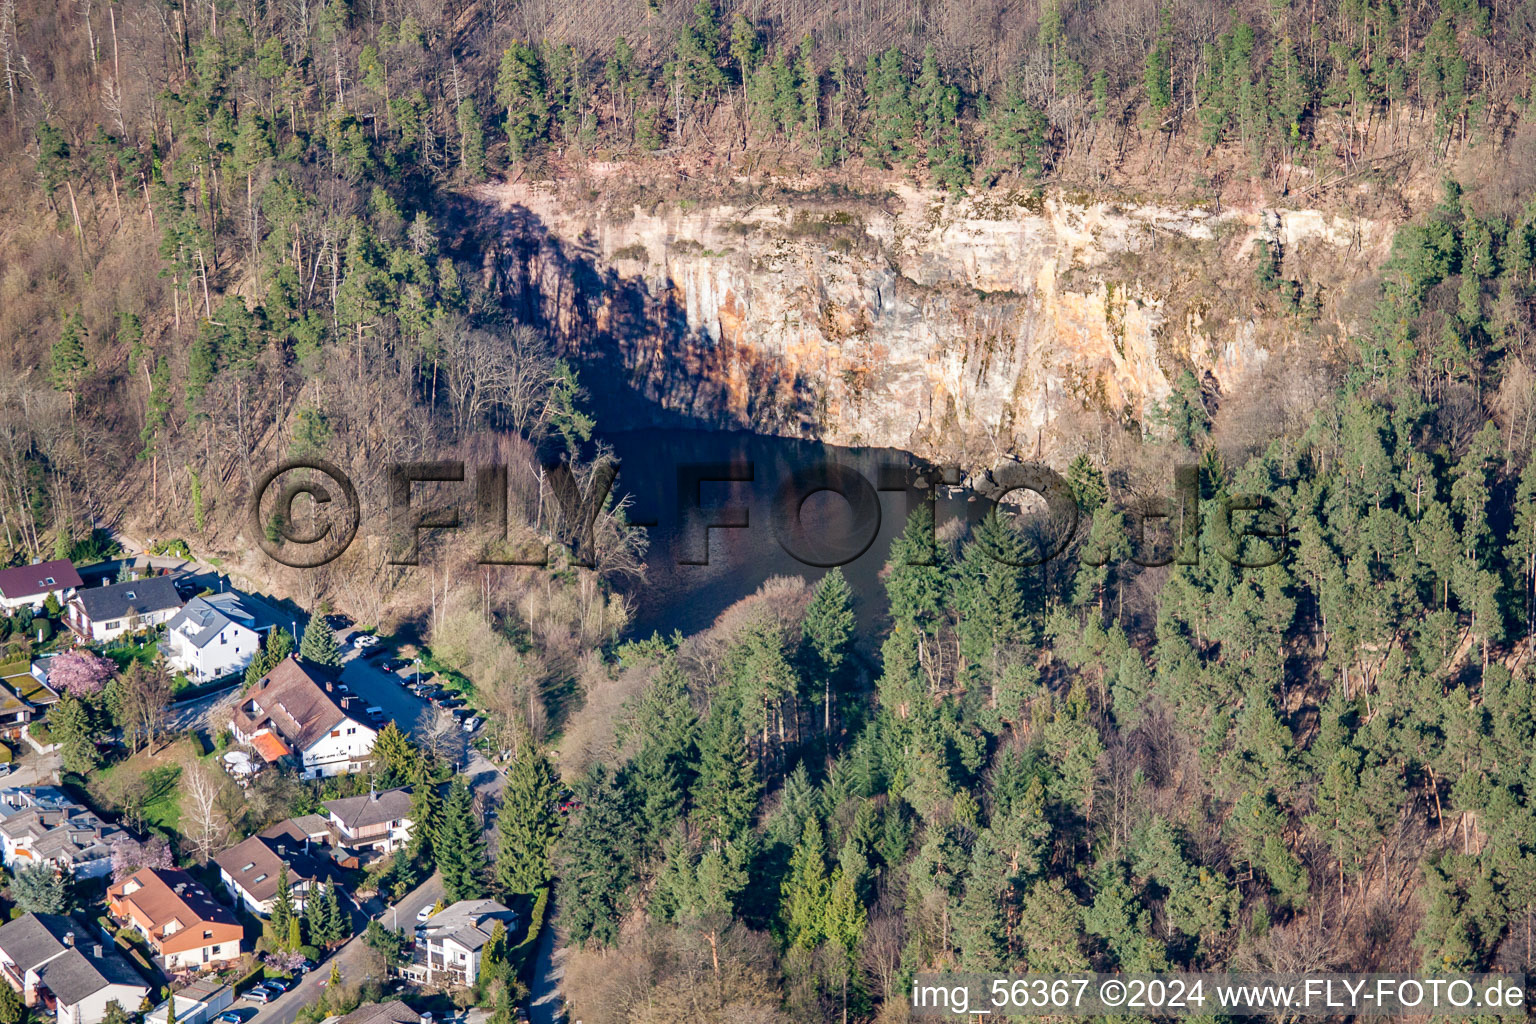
[462,716,480,733]
[416,904,436,924]
[352,634,380,649]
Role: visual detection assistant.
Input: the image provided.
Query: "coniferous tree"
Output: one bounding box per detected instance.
[556,765,639,947]
[626,658,698,851]
[409,761,443,862]
[778,818,830,952]
[802,568,855,741]
[437,777,488,902]
[496,43,548,159]
[298,615,341,667]
[692,706,760,849]
[494,744,562,895]
[269,867,295,945]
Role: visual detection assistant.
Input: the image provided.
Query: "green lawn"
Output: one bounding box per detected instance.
[87,742,192,839]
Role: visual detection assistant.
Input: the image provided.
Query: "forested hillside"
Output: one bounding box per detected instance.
[4,0,1536,1021]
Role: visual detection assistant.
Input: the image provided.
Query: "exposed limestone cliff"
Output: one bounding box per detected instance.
[478,177,1395,459]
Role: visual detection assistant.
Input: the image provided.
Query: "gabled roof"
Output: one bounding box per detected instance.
[34,945,145,1004]
[337,1002,421,1024]
[260,816,330,844]
[165,594,257,649]
[0,913,79,972]
[213,833,333,904]
[230,657,365,753]
[108,868,241,954]
[73,576,183,623]
[324,788,412,831]
[0,561,82,601]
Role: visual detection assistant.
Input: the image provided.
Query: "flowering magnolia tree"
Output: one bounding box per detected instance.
[263,950,308,974]
[48,649,116,696]
[110,836,173,882]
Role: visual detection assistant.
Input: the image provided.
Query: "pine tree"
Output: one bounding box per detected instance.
[494,744,561,895]
[802,568,855,740]
[409,761,443,862]
[953,509,1033,697]
[779,818,830,951]
[692,707,760,849]
[265,627,294,663]
[303,881,327,945]
[626,658,698,851]
[495,43,549,159]
[50,312,90,399]
[371,721,418,786]
[321,882,347,945]
[437,776,488,902]
[53,695,102,774]
[556,765,640,947]
[298,615,341,667]
[270,867,295,945]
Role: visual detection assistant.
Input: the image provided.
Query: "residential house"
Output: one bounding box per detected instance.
[143,979,234,1024]
[323,788,413,854]
[0,913,149,1024]
[67,577,183,643]
[332,1002,421,1024]
[406,900,519,987]
[229,656,376,779]
[107,868,243,971]
[0,789,129,880]
[0,561,83,614]
[160,594,267,682]
[212,828,335,918]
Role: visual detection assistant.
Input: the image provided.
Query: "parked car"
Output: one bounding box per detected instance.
[217,1012,243,1023]
[263,978,291,993]
[450,707,471,720]
[437,697,466,710]
[417,904,436,924]
[325,614,353,630]
[382,658,410,673]
[365,706,385,722]
[246,988,273,1004]
[352,634,380,649]
[462,716,481,733]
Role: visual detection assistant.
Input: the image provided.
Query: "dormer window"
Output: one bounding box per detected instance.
[125,591,136,599]
[43,577,54,585]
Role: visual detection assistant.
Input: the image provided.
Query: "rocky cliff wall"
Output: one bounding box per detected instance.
[477,178,1395,459]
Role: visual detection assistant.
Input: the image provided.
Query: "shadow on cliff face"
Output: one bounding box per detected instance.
[469,201,823,438]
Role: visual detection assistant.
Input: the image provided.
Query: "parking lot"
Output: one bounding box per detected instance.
[334,634,477,750]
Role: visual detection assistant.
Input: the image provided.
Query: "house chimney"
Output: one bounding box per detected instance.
[63,932,74,947]
[325,682,333,693]
[277,843,286,856]
[92,945,102,959]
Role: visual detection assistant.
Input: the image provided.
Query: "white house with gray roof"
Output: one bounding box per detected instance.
[406,900,519,987]
[161,594,264,682]
[66,577,183,643]
[0,913,149,1024]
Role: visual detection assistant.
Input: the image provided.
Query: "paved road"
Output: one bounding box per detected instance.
[527,899,564,1024]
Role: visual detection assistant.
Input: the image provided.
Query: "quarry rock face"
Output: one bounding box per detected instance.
[480,180,1393,459]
